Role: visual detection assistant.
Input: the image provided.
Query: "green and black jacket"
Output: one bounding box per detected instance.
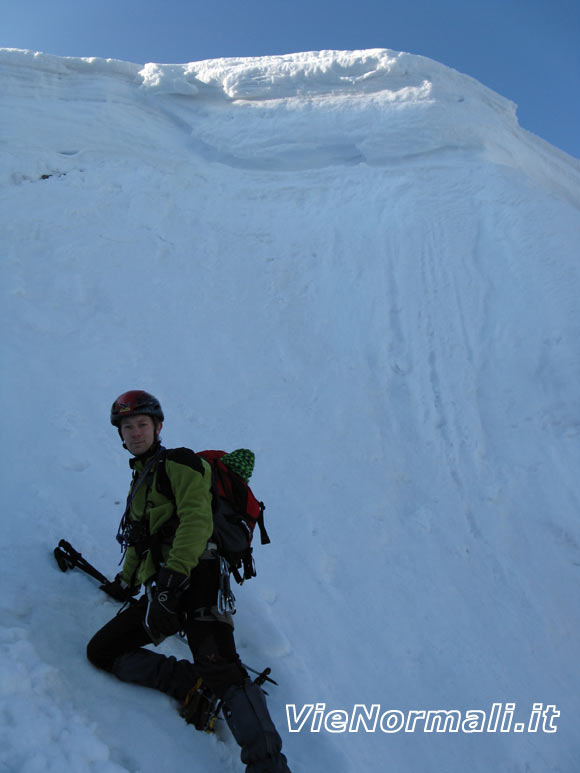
[120,445,214,588]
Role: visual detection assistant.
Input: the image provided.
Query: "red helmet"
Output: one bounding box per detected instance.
[110,390,164,427]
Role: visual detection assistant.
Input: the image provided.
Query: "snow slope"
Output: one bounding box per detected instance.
[1,47,579,772]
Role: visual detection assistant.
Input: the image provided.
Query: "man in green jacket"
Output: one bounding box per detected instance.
[87,390,290,773]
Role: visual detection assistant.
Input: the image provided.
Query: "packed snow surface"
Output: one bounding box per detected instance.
[1,47,579,772]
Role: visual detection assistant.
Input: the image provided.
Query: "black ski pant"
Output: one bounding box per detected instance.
[86,558,291,771]
[86,557,246,699]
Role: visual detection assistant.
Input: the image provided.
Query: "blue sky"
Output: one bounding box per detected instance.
[3,0,579,158]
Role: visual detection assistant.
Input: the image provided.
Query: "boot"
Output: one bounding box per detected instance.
[222,678,291,772]
[180,677,221,732]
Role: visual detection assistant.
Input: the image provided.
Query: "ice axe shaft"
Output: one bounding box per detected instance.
[53,539,109,585]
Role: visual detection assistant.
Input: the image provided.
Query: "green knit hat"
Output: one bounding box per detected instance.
[220,449,255,482]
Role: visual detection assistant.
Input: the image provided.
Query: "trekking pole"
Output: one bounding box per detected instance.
[54,539,140,607]
[53,539,110,585]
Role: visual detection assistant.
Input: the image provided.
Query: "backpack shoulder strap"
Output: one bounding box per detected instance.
[156,447,208,500]
[154,447,173,501]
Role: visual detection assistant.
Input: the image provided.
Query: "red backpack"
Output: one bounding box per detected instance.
[155,448,270,584]
[197,450,270,583]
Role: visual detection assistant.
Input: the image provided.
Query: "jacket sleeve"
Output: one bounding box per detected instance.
[121,546,141,587]
[163,451,214,576]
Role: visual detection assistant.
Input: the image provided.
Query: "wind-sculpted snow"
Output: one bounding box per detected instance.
[3,46,578,193]
[1,46,580,773]
[1,46,500,103]
[139,49,430,100]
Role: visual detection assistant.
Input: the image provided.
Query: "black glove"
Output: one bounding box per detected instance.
[144,567,190,643]
[100,573,140,602]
